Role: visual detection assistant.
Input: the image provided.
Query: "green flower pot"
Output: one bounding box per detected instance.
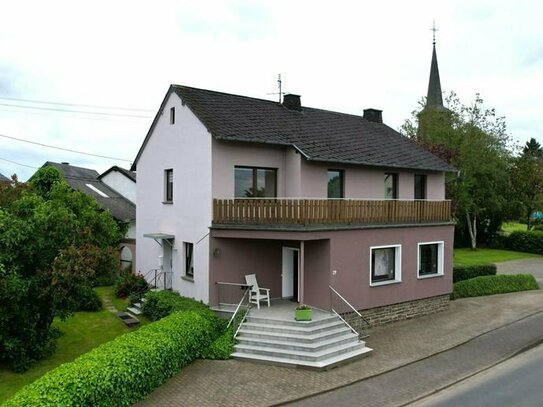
[295,308,312,321]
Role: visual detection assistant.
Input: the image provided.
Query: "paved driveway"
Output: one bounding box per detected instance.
[496,258,543,287]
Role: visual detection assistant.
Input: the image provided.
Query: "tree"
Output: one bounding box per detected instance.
[0,167,122,371]
[402,92,512,249]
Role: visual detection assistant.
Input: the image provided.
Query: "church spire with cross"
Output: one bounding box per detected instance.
[425,21,445,111]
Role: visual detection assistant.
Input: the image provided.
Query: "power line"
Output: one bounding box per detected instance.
[0,134,132,162]
[0,156,38,169]
[0,95,155,113]
[0,102,153,119]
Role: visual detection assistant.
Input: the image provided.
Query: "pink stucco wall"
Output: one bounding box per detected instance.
[209,224,453,310]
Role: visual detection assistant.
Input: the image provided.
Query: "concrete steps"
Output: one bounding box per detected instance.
[233,313,372,370]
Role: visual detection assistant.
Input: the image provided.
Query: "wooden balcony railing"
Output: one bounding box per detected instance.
[213,198,452,226]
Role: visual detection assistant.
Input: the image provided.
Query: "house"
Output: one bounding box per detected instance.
[131,81,455,326]
[39,162,137,271]
[0,172,11,184]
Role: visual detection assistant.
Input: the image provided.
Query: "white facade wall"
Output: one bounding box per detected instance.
[101,171,136,204]
[136,93,212,302]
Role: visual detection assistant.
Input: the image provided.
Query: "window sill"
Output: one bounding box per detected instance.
[417,273,444,280]
[162,201,173,205]
[370,279,401,287]
[181,276,194,283]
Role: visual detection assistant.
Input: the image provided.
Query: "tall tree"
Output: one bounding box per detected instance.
[402,92,512,249]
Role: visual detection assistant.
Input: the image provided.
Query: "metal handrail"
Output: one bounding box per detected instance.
[226,286,251,338]
[329,285,371,339]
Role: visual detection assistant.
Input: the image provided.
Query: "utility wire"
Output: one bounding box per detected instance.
[0,102,153,119]
[0,95,155,112]
[0,156,38,169]
[0,134,132,162]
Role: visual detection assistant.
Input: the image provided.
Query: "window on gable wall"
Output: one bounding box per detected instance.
[170,107,175,125]
[234,167,277,198]
[164,169,173,202]
[184,242,194,278]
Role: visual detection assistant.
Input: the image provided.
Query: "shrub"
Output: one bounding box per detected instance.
[3,311,215,407]
[142,290,212,321]
[453,264,497,283]
[115,271,148,299]
[452,274,539,299]
[505,230,543,255]
[76,287,102,311]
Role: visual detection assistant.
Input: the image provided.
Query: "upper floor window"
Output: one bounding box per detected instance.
[235,166,277,198]
[384,173,398,199]
[164,169,173,202]
[414,174,427,200]
[170,107,175,125]
[327,169,344,198]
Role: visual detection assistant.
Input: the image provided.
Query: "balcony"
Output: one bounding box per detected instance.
[213,198,452,227]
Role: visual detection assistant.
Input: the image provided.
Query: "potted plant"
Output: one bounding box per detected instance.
[295,304,312,321]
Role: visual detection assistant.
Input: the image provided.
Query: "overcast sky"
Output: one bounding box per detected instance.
[1,0,542,181]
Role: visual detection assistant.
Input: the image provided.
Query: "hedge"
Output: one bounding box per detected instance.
[452,274,539,299]
[3,311,215,407]
[452,264,497,283]
[505,230,543,254]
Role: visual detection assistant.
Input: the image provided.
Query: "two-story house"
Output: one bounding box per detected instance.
[131,84,455,326]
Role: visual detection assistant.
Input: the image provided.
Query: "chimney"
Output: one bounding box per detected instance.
[282,94,302,111]
[363,108,383,123]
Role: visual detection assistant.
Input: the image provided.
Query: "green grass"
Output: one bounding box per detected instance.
[501,222,528,233]
[0,288,133,403]
[94,286,129,312]
[453,274,539,299]
[454,248,541,267]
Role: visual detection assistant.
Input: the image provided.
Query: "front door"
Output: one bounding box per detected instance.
[282,247,299,300]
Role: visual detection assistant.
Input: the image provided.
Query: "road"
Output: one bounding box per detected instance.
[411,343,543,407]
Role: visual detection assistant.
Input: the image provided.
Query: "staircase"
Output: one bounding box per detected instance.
[232,312,372,370]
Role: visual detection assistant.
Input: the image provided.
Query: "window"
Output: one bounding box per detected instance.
[327,169,344,198]
[418,242,444,278]
[384,173,398,199]
[370,245,401,285]
[234,167,277,198]
[414,174,427,200]
[164,169,173,202]
[184,242,194,278]
[170,107,175,125]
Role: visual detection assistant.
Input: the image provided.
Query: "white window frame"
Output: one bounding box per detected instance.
[369,244,402,287]
[417,241,444,279]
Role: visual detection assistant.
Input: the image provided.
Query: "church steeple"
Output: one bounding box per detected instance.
[424,22,446,111]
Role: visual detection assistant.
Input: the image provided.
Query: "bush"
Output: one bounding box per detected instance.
[505,230,543,254]
[115,271,148,299]
[452,274,539,299]
[453,264,497,283]
[3,311,216,407]
[76,287,102,311]
[142,291,212,321]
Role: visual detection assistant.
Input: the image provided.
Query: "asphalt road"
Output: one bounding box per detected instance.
[283,312,543,407]
[411,343,543,407]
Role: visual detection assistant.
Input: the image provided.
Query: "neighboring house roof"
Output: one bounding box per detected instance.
[132,85,455,172]
[98,165,136,182]
[43,162,135,222]
[0,172,10,182]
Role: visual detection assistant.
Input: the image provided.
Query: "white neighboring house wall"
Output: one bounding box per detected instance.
[100,171,136,204]
[136,92,212,303]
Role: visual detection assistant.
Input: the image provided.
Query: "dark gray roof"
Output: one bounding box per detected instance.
[43,162,135,222]
[0,172,10,182]
[98,165,136,182]
[133,85,454,172]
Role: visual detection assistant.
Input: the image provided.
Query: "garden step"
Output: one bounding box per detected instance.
[236,332,360,352]
[236,326,351,343]
[127,306,142,316]
[116,312,140,327]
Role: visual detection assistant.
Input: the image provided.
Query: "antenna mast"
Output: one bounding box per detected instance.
[431,20,438,45]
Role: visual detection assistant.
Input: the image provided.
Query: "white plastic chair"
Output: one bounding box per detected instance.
[245,274,270,309]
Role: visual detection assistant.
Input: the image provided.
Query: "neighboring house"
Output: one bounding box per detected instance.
[40,162,137,271]
[132,81,455,324]
[0,172,10,184]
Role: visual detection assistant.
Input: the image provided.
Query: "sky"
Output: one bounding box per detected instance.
[0,0,542,181]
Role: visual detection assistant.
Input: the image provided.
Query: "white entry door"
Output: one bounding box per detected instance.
[282,247,299,299]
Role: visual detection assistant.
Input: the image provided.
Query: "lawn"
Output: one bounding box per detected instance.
[501,222,528,233]
[0,287,133,403]
[454,248,542,267]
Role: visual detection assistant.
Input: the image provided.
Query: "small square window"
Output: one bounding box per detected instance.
[184,242,194,278]
[164,169,173,202]
[170,107,175,125]
[418,242,444,278]
[370,245,401,286]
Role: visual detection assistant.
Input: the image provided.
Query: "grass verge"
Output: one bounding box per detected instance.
[454,248,541,267]
[452,274,539,299]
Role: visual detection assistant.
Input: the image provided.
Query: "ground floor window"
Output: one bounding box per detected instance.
[418,241,444,278]
[370,245,401,286]
[184,242,194,279]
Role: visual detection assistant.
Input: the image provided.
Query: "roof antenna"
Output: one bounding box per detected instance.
[267,74,284,103]
[431,20,438,45]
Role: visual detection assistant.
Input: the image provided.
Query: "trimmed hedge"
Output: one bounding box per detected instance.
[452,274,539,299]
[142,290,213,321]
[3,311,215,407]
[505,231,543,255]
[452,264,497,283]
